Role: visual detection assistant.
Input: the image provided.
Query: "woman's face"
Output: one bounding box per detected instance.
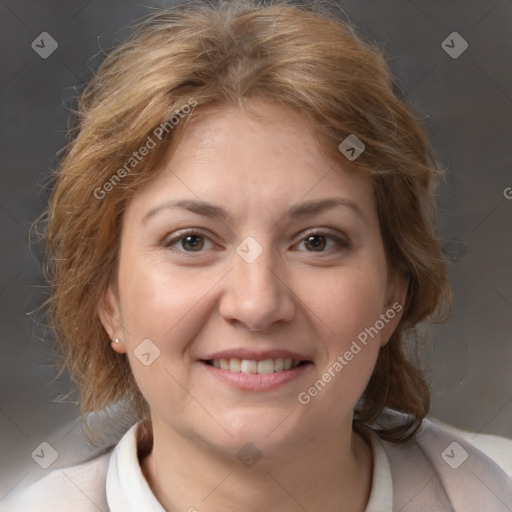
[100,101,406,459]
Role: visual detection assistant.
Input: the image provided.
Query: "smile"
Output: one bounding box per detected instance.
[206,357,305,374]
[201,358,312,391]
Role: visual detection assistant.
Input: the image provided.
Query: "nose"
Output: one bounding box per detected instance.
[218,246,296,332]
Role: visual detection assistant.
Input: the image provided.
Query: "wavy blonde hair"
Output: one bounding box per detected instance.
[41,0,451,442]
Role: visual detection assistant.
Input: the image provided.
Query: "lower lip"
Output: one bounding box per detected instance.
[200,361,312,391]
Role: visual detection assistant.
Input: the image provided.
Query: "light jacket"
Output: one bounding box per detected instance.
[2,418,511,512]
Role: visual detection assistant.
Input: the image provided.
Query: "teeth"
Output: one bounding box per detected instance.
[257,359,274,374]
[209,357,303,374]
[240,359,257,373]
[229,358,241,372]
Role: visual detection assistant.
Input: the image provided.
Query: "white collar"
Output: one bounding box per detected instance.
[365,430,393,512]
[106,423,165,512]
[106,423,393,512]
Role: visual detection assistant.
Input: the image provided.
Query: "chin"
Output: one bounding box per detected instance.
[200,407,307,459]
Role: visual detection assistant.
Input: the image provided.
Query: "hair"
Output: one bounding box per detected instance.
[40,0,452,443]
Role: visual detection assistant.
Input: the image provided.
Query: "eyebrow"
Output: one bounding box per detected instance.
[142,197,365,224]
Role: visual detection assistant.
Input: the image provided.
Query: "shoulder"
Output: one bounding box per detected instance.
[378,417,512,511]
[433,419,512,477]
[0,450,112,512]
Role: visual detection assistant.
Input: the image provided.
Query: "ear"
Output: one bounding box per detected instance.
[379,269,409,347]
[98,284,127,354]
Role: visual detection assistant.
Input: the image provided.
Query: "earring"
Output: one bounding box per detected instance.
[112,337,120,344]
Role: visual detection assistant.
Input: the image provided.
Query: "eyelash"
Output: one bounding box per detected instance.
[162,229,217,253]
[294,229,350,253]
[162,229,350,254]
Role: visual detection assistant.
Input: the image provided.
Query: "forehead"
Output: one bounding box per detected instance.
[126,101,376,222]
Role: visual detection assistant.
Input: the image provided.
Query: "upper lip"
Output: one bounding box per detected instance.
[201,349,312,362]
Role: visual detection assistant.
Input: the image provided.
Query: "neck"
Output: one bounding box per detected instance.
[140,419,373,512]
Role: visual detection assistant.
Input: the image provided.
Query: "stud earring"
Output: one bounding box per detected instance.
[112,337,120,344]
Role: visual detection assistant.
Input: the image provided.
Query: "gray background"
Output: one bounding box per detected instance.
[1,0,511,500]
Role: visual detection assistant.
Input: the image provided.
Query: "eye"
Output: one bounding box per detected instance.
[180,234,205,251]
[294,230,349,253]
[163,231,215,252]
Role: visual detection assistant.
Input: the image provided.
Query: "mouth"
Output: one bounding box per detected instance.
[199,349,314,391]
[202,357,311,374]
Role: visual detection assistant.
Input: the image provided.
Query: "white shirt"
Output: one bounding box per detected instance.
[2,418,511,512]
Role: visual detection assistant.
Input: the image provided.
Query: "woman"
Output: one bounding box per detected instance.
[4,0,511,511]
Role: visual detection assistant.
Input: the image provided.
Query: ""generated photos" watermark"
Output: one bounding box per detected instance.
[298,302,402,405]
[93,98,197,200]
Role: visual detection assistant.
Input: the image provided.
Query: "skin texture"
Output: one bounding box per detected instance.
[99,101,407,512]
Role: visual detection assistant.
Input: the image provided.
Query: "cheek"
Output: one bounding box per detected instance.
[297,263,388,344]
[295,268,385,417]
[117,253,221,350]
[294,262,388,407]
[116,257,218,414]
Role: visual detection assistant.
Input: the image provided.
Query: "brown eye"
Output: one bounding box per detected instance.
[304,235,327,251]
[164,230,217,254]
[294,230,349,254]
[181,235,204,251]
